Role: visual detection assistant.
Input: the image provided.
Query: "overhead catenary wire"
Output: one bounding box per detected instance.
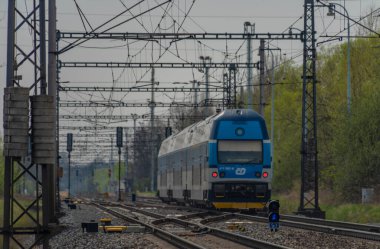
[58,0,380,151]
[59,0,172,54]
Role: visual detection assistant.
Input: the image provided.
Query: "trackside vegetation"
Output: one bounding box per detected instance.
[264,37,380,204]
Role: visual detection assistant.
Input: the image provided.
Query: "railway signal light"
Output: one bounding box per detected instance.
[116,127,123,147]
[67,133,73,152]
[268,200,280,232]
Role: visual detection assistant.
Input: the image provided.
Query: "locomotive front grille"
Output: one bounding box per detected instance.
[212,183,269,200]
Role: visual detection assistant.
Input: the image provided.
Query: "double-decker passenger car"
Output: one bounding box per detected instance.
[157,109,272,210]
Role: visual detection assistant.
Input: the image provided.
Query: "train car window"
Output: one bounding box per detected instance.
[217,140,262,164]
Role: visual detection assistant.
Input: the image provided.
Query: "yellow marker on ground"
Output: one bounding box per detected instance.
[102,226,128,232]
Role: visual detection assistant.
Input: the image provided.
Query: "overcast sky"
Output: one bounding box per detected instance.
[1,0,379,162]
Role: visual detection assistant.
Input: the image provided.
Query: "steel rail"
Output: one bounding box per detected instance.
[231,213,380,242]
[117,203,289,249]
[91,202,207,249]
[131,197,380,241]
[280,214,380,233]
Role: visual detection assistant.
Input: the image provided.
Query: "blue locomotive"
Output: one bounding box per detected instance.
[157,109,272,210]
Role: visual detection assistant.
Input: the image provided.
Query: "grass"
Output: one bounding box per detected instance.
[273,192,380,224]
[93,164,127,194]
[322,204,380,223]
[136,191,157,197]
[0,198,39,248]
[93,168,110,193]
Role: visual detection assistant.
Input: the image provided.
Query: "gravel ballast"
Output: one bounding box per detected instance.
[208,218,380,249]
[37,203,172,249]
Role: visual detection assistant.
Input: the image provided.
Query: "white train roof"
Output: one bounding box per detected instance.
[158,112,221,157]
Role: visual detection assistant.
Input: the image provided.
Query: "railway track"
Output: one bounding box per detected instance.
[129,196,380,242]
[208,213,380,242]
[93,201,289,249]
[279,214,380,233]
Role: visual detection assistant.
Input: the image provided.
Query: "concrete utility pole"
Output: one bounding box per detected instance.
[150,68,155,192]
[223,73,228,109]
[110,136,113,192]
[67,133,73,198]
[259,39,266,116]
[118,147,121,200]
[240,81,244,106]
[200,56,211,116]
[269,51,276,169]
[37,0,52,234]
[191,80,199,111]
[124,147,128,193]
[244,22,255,109]
[116,127,123,201]
[205,61,210,107]
[48,0,58,217]
[132,114,138,193]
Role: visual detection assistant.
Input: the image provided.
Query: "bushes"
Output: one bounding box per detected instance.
[269,38,380,203]
[331,82,380,201]
[0,136,4,194]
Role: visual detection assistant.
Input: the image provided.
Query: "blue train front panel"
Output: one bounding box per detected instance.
[208,110,271,209]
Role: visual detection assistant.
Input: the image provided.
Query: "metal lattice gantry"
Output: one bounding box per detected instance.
[59,101,217,108]
[2,0,58,248]
[59,86,224,93]
[58,114,206,120]
[298,0,325,219]
[57,31,303,41]
[58,61,260,69]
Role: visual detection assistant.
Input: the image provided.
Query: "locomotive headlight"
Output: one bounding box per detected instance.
[212,172,218,178]
[263,172,269,178]
[219,171,225,178]
[235,127,245,136]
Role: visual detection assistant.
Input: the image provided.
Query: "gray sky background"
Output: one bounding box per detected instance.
[1,0,379,162]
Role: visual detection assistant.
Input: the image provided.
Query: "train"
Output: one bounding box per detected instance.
[157,109,272,210]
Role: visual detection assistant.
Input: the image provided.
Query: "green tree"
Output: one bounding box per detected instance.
[0,135,4,194]
[265,36,380,202]
[265,61,303,192]
[332,81,380,201]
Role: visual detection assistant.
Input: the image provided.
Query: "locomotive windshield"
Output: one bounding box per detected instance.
[217,140,262,164]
